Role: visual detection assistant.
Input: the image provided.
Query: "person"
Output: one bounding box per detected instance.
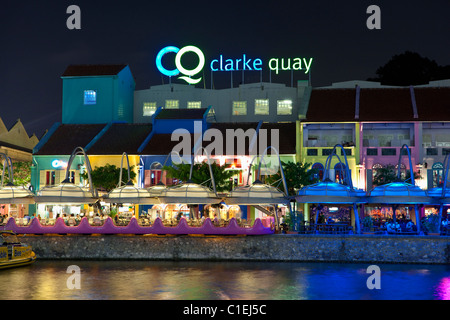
[68,214,76,226]
[406,219,415,232]
[176,211,183,222]
[442,217,449,232]
[94,213,101,226]
[386,220,394,233]
[213,213,219,225]
[393,220,401,232]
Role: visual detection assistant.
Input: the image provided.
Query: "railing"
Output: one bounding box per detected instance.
[2,216,273,235]
[298,223,353,234]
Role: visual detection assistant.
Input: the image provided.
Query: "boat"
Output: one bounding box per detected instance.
[0,230,36,270]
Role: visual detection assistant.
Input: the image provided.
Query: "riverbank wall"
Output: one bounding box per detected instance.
[20,234,450,264]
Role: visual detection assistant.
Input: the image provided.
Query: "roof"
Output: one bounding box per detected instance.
[86,123,152,155]
[306,89,356,122]
[203,122,260,156]
[61,64,128,77]
[155,108,208,120]
[358,88,414,121]
[34,124,106,155]
[414,87,450,121]
[139,133,196,155]
[305,86,450,122]
[260,122,297,154]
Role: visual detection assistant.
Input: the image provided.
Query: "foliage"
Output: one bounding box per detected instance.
[372,164,421,186]
[422,214,440,233]
[265,161,318,196]
[368,51,450,86]
[362,216,373,231]
[0,161,31,186]
[163,162,238,193]
[81,164,136,192]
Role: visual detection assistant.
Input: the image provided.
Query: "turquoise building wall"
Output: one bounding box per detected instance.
[61,66,135,124]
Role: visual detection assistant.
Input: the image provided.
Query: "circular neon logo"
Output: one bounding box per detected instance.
[156,45,205,85]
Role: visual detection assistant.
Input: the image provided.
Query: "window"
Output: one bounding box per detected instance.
[232,101,247,115]
[432,162,444,187]
[277,100,292,115]
[334,163,347,183]
[426,148,438,156]
[255,99,269,115]
[84,90,97,105]
[143,102,157,116]
[45,171,56,186]
[187,101,201,109]
[68,170,76,184]
[311,163,324,181]
[165,100,179,109]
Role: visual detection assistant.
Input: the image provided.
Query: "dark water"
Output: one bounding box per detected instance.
[1,260,450,300]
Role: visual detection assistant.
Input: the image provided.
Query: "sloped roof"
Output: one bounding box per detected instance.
[414,87,450,121]
[203,122,260,156]
[260,122,297,154]
[306,89,356,122]
[305,86,450,122]
[86,123,152,155]
[61,64,127,77]
[358,88,414,121]
[34,124,106,155]
[139,133,196,155]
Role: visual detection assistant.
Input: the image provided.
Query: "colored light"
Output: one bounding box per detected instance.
[155,46,180,77]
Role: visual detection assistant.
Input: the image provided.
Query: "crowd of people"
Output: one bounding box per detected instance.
[383,219,417,233]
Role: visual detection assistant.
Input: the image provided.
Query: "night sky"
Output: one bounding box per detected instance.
[1,0,449,138]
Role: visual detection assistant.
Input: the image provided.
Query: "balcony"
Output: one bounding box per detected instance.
[304,146,355,157]
[363,146,414,157]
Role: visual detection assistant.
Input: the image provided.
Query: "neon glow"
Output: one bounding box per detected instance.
[210,55,262,71]
[155,45,205,84]
[268,57,313,74]
[51,160,68,168]
[156,45,314,84]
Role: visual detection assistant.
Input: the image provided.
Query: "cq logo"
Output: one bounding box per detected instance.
[156,45,205,85]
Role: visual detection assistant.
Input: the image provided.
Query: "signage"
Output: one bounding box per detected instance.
[155,45,205,85]
[156,45,313,84]
[52,159,68,169]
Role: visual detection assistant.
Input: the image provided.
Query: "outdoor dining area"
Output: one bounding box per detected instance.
[2,144,450,236]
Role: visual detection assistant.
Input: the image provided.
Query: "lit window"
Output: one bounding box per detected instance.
[84,90,97,105]
[277,100,292,115]
[255,99,269,115]
[187,101,201,109]
[143,102,157,116]
[232,101,247,115]
[165,100,179,109]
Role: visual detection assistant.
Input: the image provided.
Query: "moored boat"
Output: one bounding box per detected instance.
[0,231,36,270]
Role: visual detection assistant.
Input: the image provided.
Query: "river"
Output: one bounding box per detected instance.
[1,260,450,300]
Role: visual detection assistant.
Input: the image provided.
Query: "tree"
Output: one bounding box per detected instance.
[264,161,318,196]
[81,164,136,192]
[368,51,450,86]
[372,164,421,186]
[163,162,238,193]
[0,161,31,186]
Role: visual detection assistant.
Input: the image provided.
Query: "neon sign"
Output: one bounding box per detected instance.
[210,54,262,71]
[156,45,313,83]
[52,160,68,169]
[155,45,205,84]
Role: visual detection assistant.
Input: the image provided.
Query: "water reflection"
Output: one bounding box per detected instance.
[1,260,450,300]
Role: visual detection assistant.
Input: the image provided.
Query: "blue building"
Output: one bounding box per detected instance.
[61,64,135,124]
